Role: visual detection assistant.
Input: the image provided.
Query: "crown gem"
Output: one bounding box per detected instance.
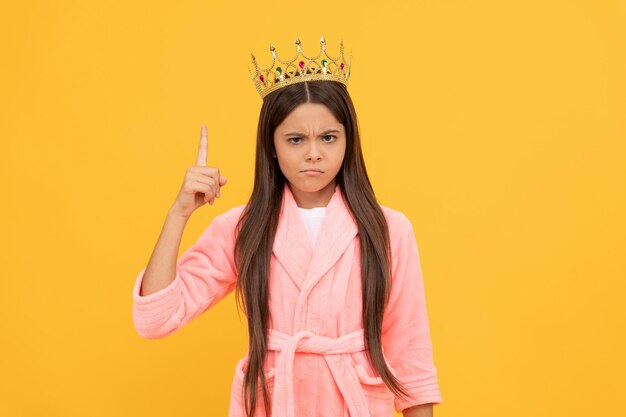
[276,67,282,74]
[298,61,305,69]
[340,63,344,69]
[259,75,264,82]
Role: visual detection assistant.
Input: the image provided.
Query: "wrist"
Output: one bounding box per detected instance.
[168,206,191,221]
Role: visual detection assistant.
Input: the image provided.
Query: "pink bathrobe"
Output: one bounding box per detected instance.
[132,183,443,417]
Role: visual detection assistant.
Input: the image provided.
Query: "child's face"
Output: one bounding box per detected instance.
[273,102,346,195]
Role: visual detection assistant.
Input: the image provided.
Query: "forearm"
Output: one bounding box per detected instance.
[139,208,190,296]
[403,403,433,417]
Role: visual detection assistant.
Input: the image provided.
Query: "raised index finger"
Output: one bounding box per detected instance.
[196,124,208,167]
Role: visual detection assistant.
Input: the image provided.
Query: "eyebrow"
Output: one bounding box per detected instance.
[284,129,341,137]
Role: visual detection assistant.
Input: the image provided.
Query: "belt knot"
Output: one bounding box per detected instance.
[266,328,372,417]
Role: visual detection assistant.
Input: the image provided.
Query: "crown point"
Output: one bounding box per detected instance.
[320,35,325,43]
[251,53,256,61]
[295,36,302,52]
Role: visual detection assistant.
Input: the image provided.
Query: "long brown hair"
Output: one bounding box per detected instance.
[233,80,412,416]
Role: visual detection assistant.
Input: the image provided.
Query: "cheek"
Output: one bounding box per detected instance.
[276,151,299,171]
[332,145,347,164]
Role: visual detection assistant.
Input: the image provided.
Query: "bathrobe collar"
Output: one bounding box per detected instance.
[272,182,358,291]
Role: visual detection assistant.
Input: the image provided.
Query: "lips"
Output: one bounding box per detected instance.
[302,169,323,173]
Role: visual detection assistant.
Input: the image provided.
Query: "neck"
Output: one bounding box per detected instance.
[288,180,337,209]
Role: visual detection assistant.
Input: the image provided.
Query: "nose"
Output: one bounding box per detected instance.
[306,141,322,161]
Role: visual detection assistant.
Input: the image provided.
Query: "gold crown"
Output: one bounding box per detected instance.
[248,35,353,99]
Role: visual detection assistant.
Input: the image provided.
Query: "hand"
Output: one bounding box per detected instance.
[170,124,228,218]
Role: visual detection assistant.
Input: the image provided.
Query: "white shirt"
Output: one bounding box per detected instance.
[298,207,327,248]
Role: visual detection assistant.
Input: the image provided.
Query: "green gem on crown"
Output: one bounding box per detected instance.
[276,67,282,75]
[321,59,327,67]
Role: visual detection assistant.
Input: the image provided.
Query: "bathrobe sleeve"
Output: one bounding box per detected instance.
[381,216,443,411]
[132,211,238,339]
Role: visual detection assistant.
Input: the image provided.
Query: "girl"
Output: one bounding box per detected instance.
[132,36,443,417]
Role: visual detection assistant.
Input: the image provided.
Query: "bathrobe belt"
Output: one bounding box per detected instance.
[267,327,371,417]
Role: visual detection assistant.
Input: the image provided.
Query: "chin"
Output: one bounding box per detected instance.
[288,178,333,194]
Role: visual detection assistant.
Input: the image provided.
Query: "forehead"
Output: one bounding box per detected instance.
[277,103,342,130]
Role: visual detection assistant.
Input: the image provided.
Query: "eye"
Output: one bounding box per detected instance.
[287,135,337,144]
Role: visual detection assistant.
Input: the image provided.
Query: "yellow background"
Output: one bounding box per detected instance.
[1,1,624,416]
